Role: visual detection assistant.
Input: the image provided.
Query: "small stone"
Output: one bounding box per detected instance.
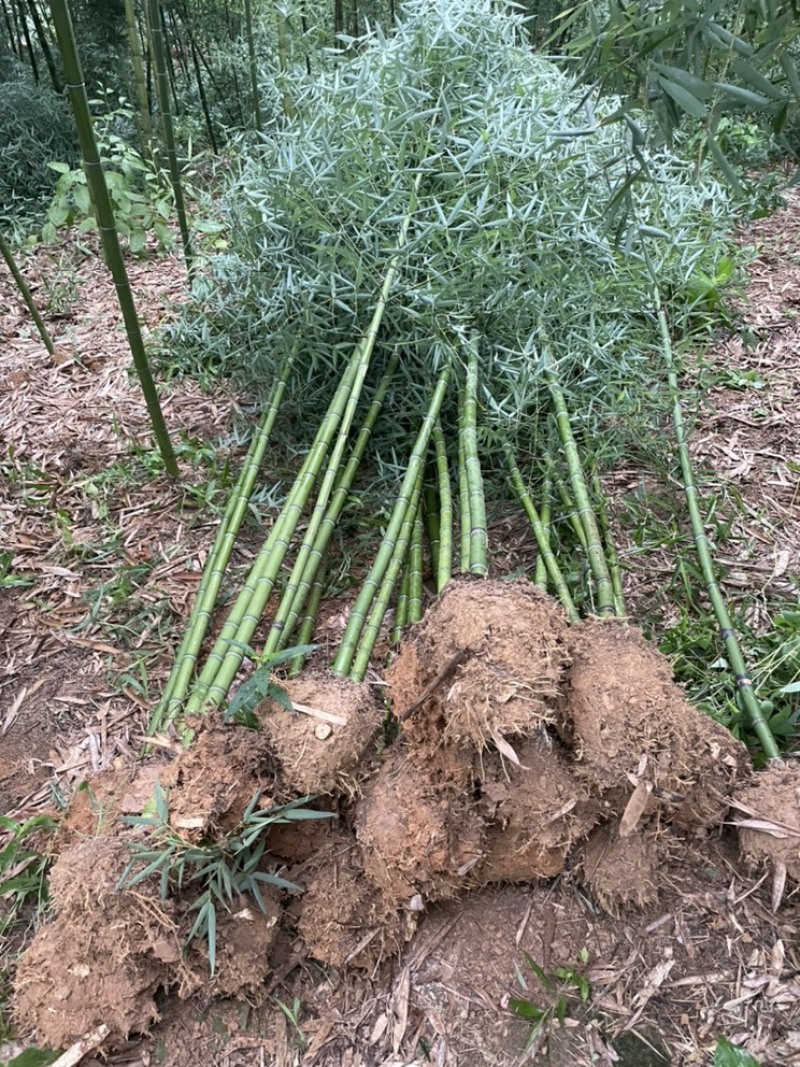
[314,723,333,740]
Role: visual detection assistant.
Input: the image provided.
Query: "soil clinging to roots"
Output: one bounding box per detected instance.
[14,580,784,1053]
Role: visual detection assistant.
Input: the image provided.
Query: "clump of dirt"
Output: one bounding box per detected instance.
[259,673,383,796]
[736,762,800,881]
[355,750,484,906]
[296,833,418,969]
[161,714,277,841]
[389,578,570,751]
[474,737,600,885]
[189,896,281,999]
[12,581,762,1052]
[13,838,180,1047]
[561,618,749,828]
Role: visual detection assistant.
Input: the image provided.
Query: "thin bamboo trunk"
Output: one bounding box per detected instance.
[657,305,779,761]
[16,0,39,82]
[123,0,153,153]
[148,0,194,273]
[49,0,178,478]
[544,350,615,615]
[432,419,453,591]
[244,0,262,131]
[0,229,56,355]
[333,366,451,680]
[505,446,579,623]
[27,0,60,91]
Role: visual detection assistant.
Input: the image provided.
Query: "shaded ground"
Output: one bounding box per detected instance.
[1,190,800,1067]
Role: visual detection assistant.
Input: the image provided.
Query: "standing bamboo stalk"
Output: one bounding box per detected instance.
[123,0,153,154]
[244,0,262,131]
[49,0,178,478]
[147,0,194,273]
[0,229,56,356]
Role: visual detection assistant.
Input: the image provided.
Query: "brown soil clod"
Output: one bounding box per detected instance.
[562,618,750,828]
[13,838,181,1048]
[389,577,570,752]
[258,672,383,796]
[735,761,800,881]
[297,833,418,969]
[355,749,485,906]
[579,822,660,911]
[475,736,600,885]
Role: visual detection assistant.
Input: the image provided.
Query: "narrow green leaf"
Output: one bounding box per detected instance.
[656,76,707,118]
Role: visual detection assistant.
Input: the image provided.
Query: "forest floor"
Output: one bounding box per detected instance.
[1,190,799,1067]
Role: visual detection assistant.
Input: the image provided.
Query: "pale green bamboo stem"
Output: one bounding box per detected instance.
[463,339,488,575]
[408,506,425,623]
[350,464,425,682]
[506,446,579,623]
[591,468,627,618]
[332,365,451,678]
[457,390,471,573]
[390,565,411,648]
[151,353,294,732]
[544,351,614,615]
[432,419,453,592]
[423,482,440,582]
[288,562,327,676]
[658,305,778,760]
[273,353,399,650]
[183,351,362,714]
[533,471,552,591]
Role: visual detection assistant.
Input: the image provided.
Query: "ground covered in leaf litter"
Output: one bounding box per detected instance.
[0,194,799,1067]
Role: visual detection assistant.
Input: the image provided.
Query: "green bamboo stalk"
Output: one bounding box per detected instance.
[150,352,295,732]
[268,352,399,652]
[591,467,627,618]
[463,338,488,576]
[183,348,363,715]
[457,390,471,574]
[544,351,614,615]
[423,482,440,582]
[49,0,178,478]
[288,561,327,676]
[390,564,411,648]
[0,229,56,356]
[432,418,453,592]
[123,0,153,152]
[350,463,425,682]
[533,470,552,591]
[657,305,779,761]
[244,0,262,131]
[408,505,425,623]
[148,0,194,273]
[553,473,588,550]
[505,446,579,623]
[26,0,61,92]
[332,365,451,678]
